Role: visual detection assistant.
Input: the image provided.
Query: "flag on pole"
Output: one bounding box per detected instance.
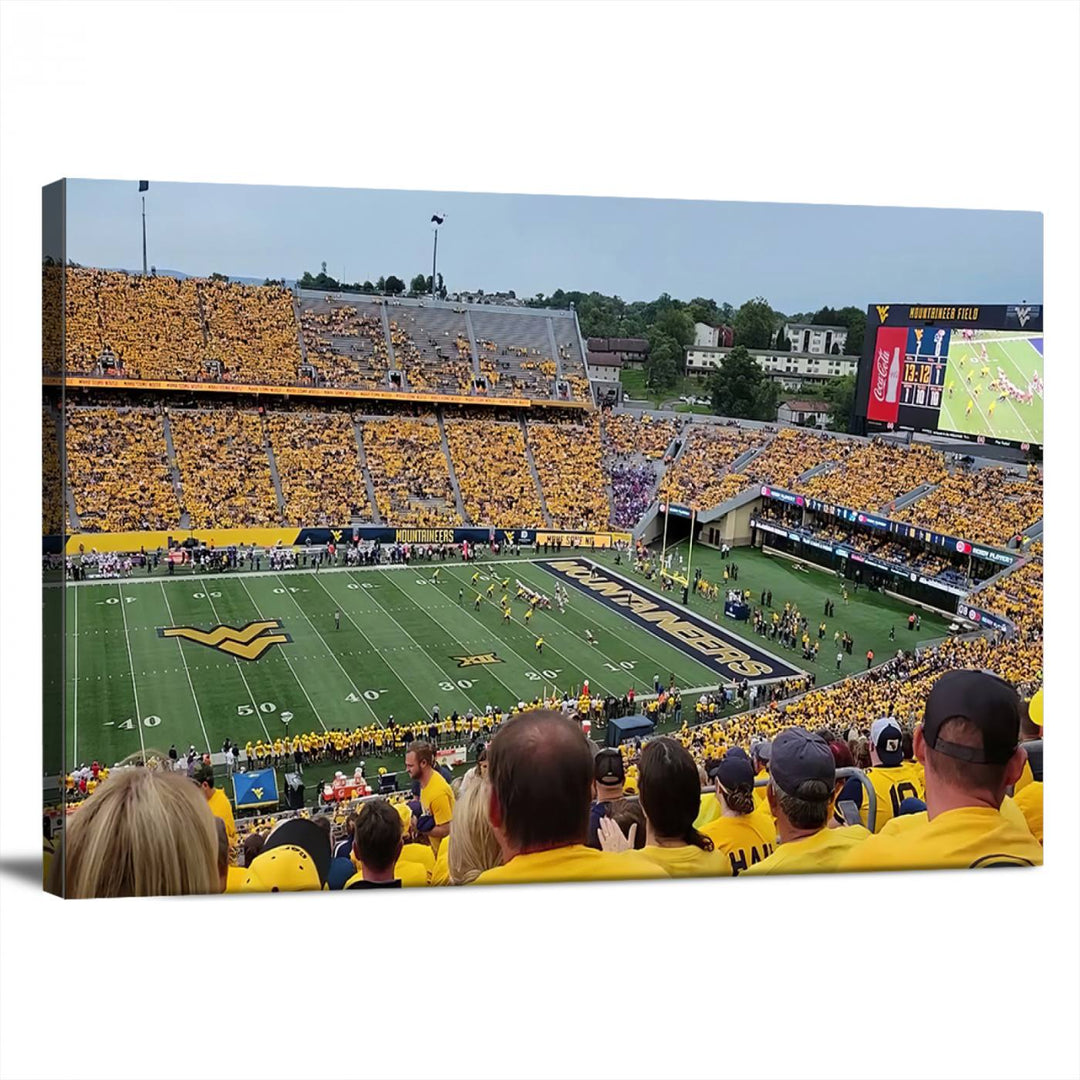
[138,180,149,192]
[430,213,445,224]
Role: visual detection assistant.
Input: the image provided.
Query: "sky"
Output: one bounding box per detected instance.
[64,179,1043,314]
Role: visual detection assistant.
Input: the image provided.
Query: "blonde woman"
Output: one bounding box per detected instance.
[448,778,502,885]
[62,767,220,898]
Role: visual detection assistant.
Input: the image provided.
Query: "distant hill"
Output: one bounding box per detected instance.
[100,266,296,287]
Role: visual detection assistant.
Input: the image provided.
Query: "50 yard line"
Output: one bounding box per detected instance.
[117,583,147,763]
[160,582,212,752]
[201,589,272,742]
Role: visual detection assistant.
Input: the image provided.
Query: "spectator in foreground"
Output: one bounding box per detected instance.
[474,711,668,885]
[843,670,1042,870]
[345,799,405,889]
[405,742,454,855]
[447,778,503,885]
[586,748,627,848]
[701,749,776,875]
[743,729,870,876]
[62,768,220,897]
[600,737,730,877]
[236,819,331,892]
[193,761,237,850]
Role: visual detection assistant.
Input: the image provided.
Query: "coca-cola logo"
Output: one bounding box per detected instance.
[872,347,890,402]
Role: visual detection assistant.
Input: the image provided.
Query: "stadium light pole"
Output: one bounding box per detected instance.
[430,213,445,297]
[138,180,150,275]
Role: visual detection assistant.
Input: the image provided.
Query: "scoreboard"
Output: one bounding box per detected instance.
[853,303,1044,450]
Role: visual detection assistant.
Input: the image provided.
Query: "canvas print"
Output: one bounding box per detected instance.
[41,180,1044,897]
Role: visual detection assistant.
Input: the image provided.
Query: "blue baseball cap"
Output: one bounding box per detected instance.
[769,728,835,797]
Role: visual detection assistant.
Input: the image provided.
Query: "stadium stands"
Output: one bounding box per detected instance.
[527,416,610,530]
[201,280,303,384]
[385,304,474,395]
[42,405,64,535]
[892,466,1043,546]
[797,438,948,511]
[445,417,545,527]
[169,408,280,528]
[267,410,369,526]
[65,406,181,532]
[471,309,557,399]
[361,415,461,527]
[664,424,772,509]
[976,554,1043,636]
[65,269,206,381]
[298,299,392,389]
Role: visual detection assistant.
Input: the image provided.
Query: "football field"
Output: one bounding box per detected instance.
[60,559,760,778]
[58,547,954,788]
[939,332,1043,445]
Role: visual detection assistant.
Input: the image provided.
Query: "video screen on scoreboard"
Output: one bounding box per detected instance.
[864,308,1043,449]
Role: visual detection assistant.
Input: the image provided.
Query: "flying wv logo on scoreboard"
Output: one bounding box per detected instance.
[157,619,292,661]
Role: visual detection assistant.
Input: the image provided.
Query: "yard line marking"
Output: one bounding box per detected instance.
[117,583,147,762]
[240,577,328,732]
[515,561,718,686]
[350,570,484,713]
[279,575,384,724]
[201,589,271,742]
[438,564,618,698]
[387,573,529,703]
[160,582,212,752]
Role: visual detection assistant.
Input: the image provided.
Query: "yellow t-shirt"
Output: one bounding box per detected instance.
[394,858,430,888]
[225,865,248,893]
[635,844,732,878]
[1012,782,1043,845]
[399,842,436,877]
[693,792,722,830]
[848,762,927,834]
[1014,758,1034,794]
[474,845,669,885]
[208,786,237,848]
[840,806,1043,872]
[741,825,870,876]
[420,771,455,854]
[701,814,777,876]
[430,835,451,886]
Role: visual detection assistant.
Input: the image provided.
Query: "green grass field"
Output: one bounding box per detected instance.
[58,545,953,808]
[939,331,1043,445]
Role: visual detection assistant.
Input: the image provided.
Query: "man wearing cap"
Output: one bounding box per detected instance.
[842,670,1042,871]
[474,710,668,885]
[586,748,627,849]
[405,741,454,856]
[742,729,869,876]
[701,749,776,875]
[237,819,331,892]
[833,718,925,834]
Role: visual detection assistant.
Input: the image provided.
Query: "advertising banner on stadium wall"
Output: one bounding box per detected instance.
[750,517,972,599]
[956,602,1015,634]
[57,525,628,556]
[758,489,1016,568]
[865,326,906,424]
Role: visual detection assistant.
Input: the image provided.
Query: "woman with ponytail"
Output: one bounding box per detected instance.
[598,737,731,878]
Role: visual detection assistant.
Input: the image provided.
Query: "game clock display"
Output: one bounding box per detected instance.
[861,304,1043,449]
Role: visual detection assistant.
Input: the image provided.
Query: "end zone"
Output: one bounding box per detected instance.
[537,558,805,683]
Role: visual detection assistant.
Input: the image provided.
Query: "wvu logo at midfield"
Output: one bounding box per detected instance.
[452,653,503,668]
[876,305,890,323]
[158,619,292,661]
